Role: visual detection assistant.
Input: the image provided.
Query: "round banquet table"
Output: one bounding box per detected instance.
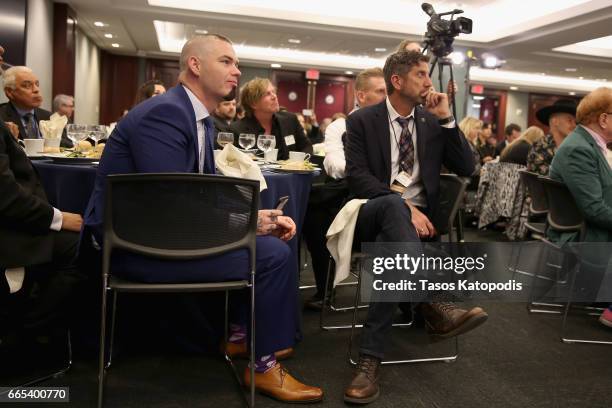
[31,160,314,270]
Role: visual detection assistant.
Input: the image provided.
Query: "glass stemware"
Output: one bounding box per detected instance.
[217,132,235,148]
[66,124,88,151]
[87,125,107,146]
[238,133,256,150]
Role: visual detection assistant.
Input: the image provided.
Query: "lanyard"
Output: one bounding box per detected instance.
[388,110,416,152]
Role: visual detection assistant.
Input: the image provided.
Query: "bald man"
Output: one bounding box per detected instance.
[83,34,322,403]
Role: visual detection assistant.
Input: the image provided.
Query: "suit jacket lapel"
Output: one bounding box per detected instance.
[175,86,201,172]
[414,106,427,165]
[375,102,391,180]
[8,103,27,140]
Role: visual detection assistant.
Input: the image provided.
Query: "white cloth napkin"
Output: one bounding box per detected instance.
[4,267,25,293]
[326,199,368,286]
[39,113,68,139]
[215,144,267,191]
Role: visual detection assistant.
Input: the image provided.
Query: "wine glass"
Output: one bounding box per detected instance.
[87,125,107,146]
[238,133,256,150]
[66,124,88,151]
[217,132,234,148]
[257,134,276,163]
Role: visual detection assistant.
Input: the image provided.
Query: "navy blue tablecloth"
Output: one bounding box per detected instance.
[31,161,313,267]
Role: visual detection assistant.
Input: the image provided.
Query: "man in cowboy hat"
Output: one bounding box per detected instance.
[526,98,577,175]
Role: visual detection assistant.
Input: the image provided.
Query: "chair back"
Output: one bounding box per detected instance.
[103,174,259,262]
[433,174,469,242]
[538,176,584,238]
[519,170,548,215]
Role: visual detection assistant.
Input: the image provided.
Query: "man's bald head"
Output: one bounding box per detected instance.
[179,34,232,72]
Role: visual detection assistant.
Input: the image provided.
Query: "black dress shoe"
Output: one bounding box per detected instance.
[304,295,324,311]
[344,354,381,404]
[419,302,488,339]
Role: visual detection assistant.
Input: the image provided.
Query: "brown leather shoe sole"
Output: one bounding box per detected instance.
[255,388,324,404]
[343,388,381,405]
[428,311,489,339]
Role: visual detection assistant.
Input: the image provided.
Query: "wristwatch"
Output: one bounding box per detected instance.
[438,116,454,125]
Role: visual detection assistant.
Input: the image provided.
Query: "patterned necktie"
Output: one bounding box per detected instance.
[202,116,216,174]
[23,113,38,139]
[396,117,415,175]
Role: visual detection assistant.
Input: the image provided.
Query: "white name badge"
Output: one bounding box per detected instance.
[394,171,412,187]
[284,134,296,146]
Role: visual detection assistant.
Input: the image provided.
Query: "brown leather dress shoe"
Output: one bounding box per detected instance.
[344,354,381,404]
[223,342,294,361]
[243,363,323,403]
[420,302,488,339]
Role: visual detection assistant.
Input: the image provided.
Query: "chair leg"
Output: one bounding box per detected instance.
[320,259,367,330]
[97,284,109,408]
[105,291,118,369]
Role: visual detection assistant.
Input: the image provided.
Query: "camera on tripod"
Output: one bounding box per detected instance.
[421,2,472,58]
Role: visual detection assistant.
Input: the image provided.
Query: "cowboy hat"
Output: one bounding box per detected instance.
[536,99,577,125]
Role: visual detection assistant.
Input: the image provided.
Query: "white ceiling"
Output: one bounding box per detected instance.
[64,0,612,90]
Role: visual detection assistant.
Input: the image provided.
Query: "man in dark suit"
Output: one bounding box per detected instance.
[83,34,322,403]
[230,78,312,160]
[496,123,521,157]
[0,117,83,346]
[212,98,236,133]
[343,51,488,404]
[1,66,72,147]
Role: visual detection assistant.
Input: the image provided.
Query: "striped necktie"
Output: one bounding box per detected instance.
[396,117,414,175]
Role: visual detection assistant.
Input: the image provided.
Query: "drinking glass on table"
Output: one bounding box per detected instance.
[87,125,107,146]
[66,124,88,151]
[217,132,234,148]
[257,134,276,162]
[238,133,256,150]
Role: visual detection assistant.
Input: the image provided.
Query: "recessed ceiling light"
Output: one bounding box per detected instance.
[483,55,499,68]
[345,70,354,75]
[473,95,485,100]
[578,76,584,80]
[288,39,301,44]
[472,104,481,109]
[540,72,546,76]
[270,63,282,68]
[111,43,120,48]
[104,33,113,39]
[568,92,576,95]
[509,86,518,90]
[375,47,387,52]
[565,68,577,72]
[194,29,208,35]
[94,21,105,27]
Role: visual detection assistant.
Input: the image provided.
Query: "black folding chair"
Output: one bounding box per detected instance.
[539,177,610,345]
[97,174,259,407]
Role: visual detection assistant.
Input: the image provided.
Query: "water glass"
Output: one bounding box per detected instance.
[217,132,235,148]
[87,125,107,145]
[66,124,88,150]
[238,133,256,150]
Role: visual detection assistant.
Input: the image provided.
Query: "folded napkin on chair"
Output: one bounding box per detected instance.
[4,267,25,293]
[215,144,267,191]
[326,199,368,287]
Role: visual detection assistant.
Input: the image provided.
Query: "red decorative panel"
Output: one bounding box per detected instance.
[315,81,346,121]
[276,80,308,115]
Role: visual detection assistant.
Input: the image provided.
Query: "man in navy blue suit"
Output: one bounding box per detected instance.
[84,34,322,403]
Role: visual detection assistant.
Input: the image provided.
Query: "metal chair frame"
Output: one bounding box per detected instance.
[97,174,259,407]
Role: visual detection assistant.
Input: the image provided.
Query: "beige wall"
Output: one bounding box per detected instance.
[505,90,529,131]
[25,0,54,111]
[74,29,101,124]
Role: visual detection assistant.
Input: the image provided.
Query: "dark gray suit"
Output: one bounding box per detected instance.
[0,103,72,148]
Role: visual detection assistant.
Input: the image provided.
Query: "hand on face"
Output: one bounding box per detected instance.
[424,89,451,119]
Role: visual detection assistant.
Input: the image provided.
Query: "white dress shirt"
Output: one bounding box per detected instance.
[182,85,212,173]
[323,117,347,179]
[386,98,427,207]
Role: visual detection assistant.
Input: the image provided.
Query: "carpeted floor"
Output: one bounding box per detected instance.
[2,228,611,408]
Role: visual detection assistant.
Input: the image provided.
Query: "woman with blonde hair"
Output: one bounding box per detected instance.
[458,116,483,174]
[500,126,545,165]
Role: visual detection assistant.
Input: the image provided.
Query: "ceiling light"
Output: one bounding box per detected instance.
[540,72,546,75]
[345,70,354,75]
[111,43,120,48]
[94,21,105,27]
[194,29,208,34]
[472,104,481,109]
[473,95,485,100]
[450,52,465,65]
[565,68,577,72]
[271,63,282,68]
[374,48,387,52]
[288,39,301,44]
[509,86,518,90]
[481,53,501,69]
[104,33,113,39]
[578,76,584,80]
[568,92,576,95]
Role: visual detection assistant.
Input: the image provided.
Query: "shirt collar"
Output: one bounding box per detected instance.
[12,103,34,118]
[386,97,415,122]
[182,85,209,123]
[581,124,608,155]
